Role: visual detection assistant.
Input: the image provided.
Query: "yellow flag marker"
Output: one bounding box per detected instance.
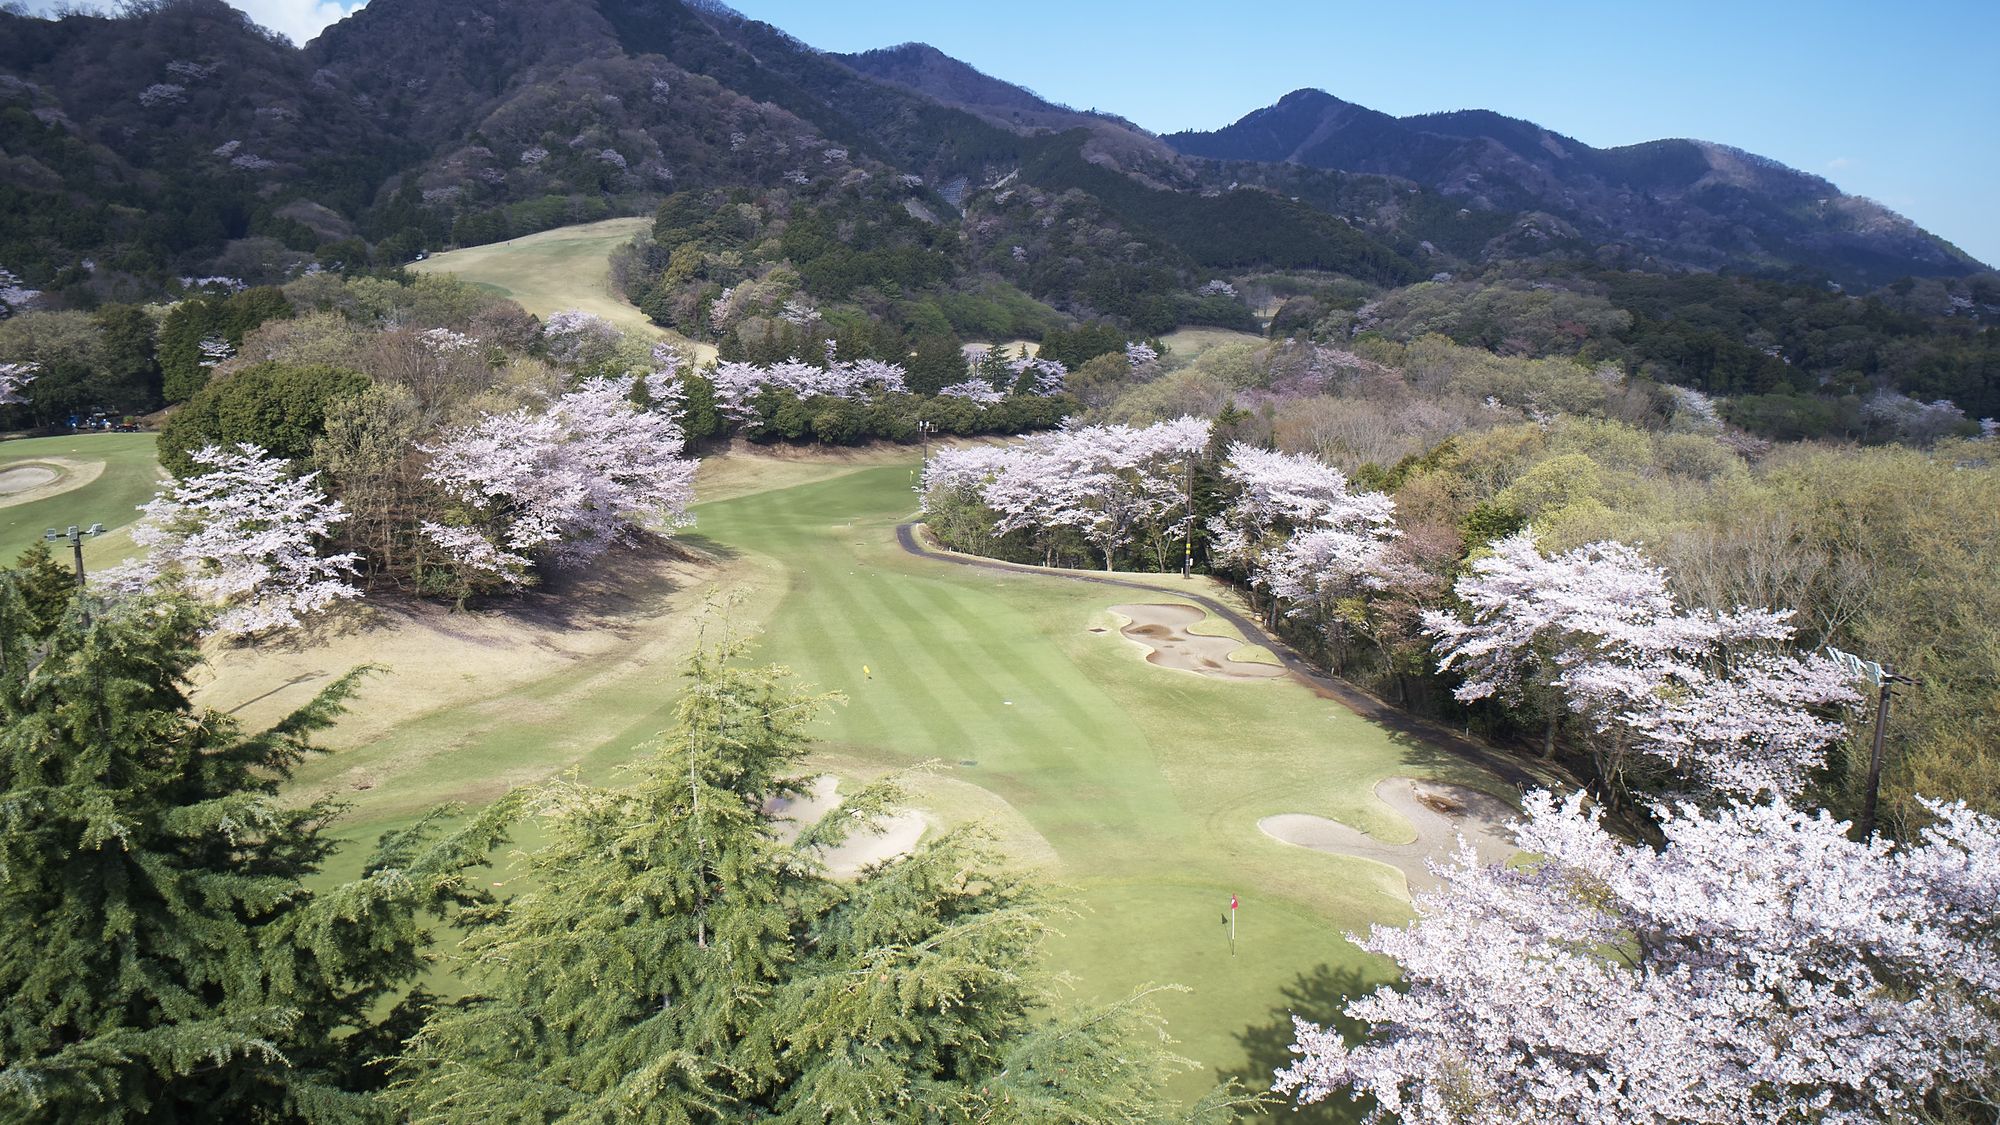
[863,665,872,679]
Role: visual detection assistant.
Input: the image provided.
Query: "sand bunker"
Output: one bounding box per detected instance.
[1109,603,1285,681]
[0,457,104,508]
[1261,777,1520,895]
[766,775,926,878]
[0,466,57,493]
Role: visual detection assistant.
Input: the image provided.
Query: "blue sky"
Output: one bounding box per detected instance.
[29,0,1998,266]
[728,0,2000,268]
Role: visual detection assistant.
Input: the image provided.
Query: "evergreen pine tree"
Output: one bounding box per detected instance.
[0,578,513,1122]
[974,344,1014,392]
[7,541,76,637]
[392,630,1256,1122]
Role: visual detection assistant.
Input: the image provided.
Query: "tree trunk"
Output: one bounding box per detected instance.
[1542,714,1558,760]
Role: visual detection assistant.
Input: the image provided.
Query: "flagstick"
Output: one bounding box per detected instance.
[1230,895,1236,957]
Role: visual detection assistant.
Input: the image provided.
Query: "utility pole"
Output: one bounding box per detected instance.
[1182,453,1194,579]
[1860,674,1894,839]
[917,419,934,473]
[44,523,107,587]
[1829,647,1917,839]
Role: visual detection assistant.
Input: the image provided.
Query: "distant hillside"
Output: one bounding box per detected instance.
[1166,89,1986,288]
[833,42,1175,172]
[0,0,1985,317]
[0,0,403,289]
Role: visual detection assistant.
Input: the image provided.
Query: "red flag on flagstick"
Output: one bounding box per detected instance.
[1230,894,1238,911]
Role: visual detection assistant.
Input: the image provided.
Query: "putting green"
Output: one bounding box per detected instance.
[267,455,1502,1118]
[0,433,161,569]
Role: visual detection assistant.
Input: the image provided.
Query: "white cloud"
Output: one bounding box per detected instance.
[20,0,364,45]
[234,0,364,44]
[1825,156,1856,171]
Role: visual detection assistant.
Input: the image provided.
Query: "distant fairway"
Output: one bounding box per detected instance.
[231,451,1512,1116]
[0,433,160,569]
[410,218,716,362]
[1161,325,1267,364]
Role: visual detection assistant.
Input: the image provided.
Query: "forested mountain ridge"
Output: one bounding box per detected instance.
[0,0,1984,305]
[1167,88,1984,288]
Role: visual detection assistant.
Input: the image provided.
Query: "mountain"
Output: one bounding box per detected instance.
[1166,89,1985,287]
[833,42,1176,174]
[0,0,1984,316]
[0,0,402,289]
[835,42,1101,132]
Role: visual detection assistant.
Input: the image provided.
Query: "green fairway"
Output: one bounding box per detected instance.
[694,466,1497,1111]
[1160,325,1267,365]
[263,453,1508,1117]
[410,218,715,362]
[0,433,161,569]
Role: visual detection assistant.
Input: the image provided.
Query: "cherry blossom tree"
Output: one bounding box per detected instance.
[1006,355,1068,396]
[1265,523,1415,671]
[0,266,40,317]
[0,361,36,405]
[1209,444,1397,623]
[197,335,235,369]
[120,443,360,635]
[1424,530,1856,795]
[541,309,622,369]
[1277,788,2000,1124]
[933,418,1210,570]
[920,446,1022,495]
[1563,648,1858,796]
[704,358,907,420]
[641,342,686,414]
[936,378,1005,405]
[420,376,697,588]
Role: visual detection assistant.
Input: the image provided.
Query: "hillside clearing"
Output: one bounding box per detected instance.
[1161,325,1267,364]
[410,218,716,363]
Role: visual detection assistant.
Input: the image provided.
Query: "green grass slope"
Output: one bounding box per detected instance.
[410,218,716,361]
[0,433,161,568]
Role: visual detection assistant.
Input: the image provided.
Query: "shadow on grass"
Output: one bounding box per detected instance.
[666,532,741,563]
[227,534,722,663]
[1220,963,1377,1124]
[1381,728,1537,806]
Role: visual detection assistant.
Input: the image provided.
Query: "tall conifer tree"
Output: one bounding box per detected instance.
[0,576,512,1122]
[391,631,1253,1123]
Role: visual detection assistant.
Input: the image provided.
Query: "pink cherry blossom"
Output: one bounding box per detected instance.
[704,358,908,419]
[936,378,1005,405]
[420,376,697,586]
[0,361,37,405]
[1278,788,2000,1124]
[1425,530,1857,795]
[924,417,1210,570]
[120,443,360,635]
[1209,443,1397,599]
